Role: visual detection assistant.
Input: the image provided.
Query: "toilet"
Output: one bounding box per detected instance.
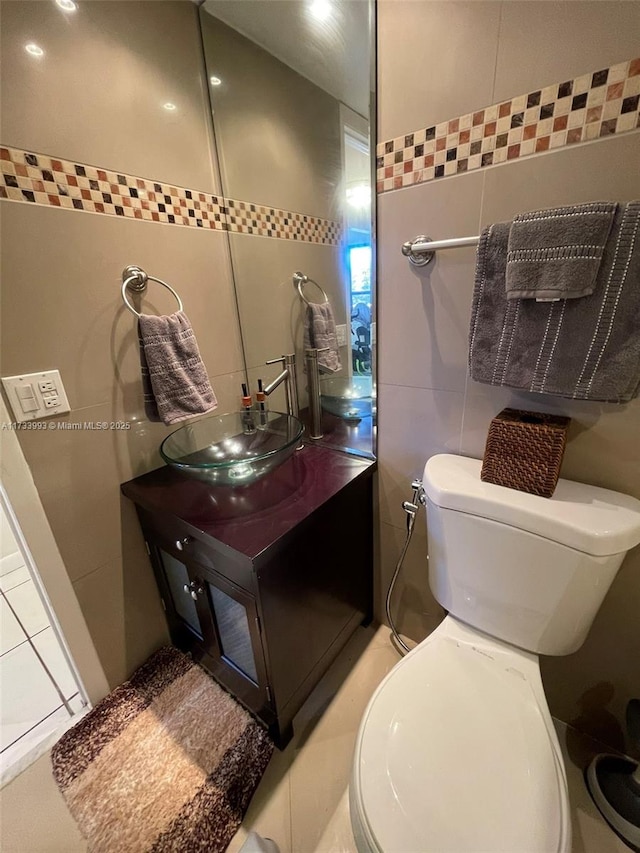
[351,454,640,853]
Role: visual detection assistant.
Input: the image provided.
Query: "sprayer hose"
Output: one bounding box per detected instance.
[385,489,422,657]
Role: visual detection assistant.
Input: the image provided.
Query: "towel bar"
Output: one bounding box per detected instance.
[402,234,480,266]
[121,265,183,317]
[293,271,329,305]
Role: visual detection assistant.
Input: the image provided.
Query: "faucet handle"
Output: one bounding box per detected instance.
[266,355,286,366]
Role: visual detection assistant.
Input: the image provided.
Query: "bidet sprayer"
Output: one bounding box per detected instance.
[387,478,426,656]
[402,479,426,534]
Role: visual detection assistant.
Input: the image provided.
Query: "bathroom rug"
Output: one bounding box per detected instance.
[50,646,273,852]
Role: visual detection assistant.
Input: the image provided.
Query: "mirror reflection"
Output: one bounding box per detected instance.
[199,0,375,458]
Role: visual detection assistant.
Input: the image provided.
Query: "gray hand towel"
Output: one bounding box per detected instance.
[138,331,161,422]
[303,303,342,372]
[506,201,617,300]
[138,311,218,425]
[469,201,640,403]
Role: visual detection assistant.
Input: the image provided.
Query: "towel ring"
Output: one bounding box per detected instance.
[121,265,183,318]
[293,271,329,306]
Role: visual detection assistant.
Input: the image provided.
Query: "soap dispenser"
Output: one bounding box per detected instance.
[241,384,256,435]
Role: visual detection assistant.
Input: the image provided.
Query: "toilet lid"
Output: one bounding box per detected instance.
[352,620,569,853]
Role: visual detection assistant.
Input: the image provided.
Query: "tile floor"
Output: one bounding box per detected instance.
[0,550,84,784]
[0,620,632,852]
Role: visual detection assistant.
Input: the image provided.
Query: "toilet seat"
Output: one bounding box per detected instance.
[351,616,571,853]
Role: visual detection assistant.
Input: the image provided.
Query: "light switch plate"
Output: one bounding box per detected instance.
[335,324,348,347]
[2,370,71,422]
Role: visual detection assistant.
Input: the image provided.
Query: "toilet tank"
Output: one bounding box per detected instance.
[423,455,640,656]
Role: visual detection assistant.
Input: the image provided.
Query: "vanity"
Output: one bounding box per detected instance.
[121,442,375,748]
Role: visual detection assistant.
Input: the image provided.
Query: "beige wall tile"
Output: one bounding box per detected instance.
[122,544,170,679]
[377,0,501,140]
[14,402,144,499]
[1,1,218,193]
[70,545,168,690]
[1,203,244,413]
[480,133,640,227]
[227,235,347,371]
[72,556,126,688]
[377,382,465,530]
[200,13,342,219]
[378,172,483,392]
[462,385,640,499]
[493,2,640,105]
[37,483,121,585]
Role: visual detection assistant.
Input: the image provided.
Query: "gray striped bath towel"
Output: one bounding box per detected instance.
[469,201,640,402]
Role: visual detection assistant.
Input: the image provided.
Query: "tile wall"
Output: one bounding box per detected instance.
[377,57,640,191]
[376,0,640,753]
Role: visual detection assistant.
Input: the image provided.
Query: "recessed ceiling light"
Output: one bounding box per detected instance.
[210,76,222,87]
[163,102,177,111]
[25,43,45,57]
[55,0,78,12]
[309,0,331,22]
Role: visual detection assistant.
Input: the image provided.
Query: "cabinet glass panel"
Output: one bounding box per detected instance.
[158,549,203,639]
[209,585,258,683]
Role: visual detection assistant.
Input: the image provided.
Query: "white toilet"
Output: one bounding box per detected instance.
[351,453,640,853]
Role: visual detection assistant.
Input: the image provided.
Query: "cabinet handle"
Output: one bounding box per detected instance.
[175,536,192,551]
[183,581,203,599]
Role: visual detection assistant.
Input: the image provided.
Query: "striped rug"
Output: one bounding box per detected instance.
[51,646,274,852]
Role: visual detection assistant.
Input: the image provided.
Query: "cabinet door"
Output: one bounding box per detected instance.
[153,546,207,646]
[196,566,271,716]
[147,538,271,719]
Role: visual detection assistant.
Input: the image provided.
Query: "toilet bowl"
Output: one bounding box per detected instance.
[351,454,640,853]
[350,616,571,853]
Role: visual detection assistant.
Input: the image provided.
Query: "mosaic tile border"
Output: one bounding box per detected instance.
[225,197,340,244]
[377,56,640,193]
[0,146,340,246]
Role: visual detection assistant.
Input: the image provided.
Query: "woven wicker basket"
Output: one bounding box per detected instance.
[481,408,571,498]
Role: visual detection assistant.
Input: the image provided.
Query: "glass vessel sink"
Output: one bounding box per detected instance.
[160,411,303,485]
[320,375,373,421]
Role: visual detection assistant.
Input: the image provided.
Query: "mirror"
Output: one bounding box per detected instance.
[199,0,375,459]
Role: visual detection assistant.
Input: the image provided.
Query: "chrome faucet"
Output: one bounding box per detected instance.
[304,347,328,440]
[264,353,300,418]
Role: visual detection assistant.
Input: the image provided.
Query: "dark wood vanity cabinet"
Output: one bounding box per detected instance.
[121,444,375,748]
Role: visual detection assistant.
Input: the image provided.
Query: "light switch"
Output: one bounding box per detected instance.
[2,370,71,422]
[335,324,348,347]
[16,384,36,401]
[17,384,39,412]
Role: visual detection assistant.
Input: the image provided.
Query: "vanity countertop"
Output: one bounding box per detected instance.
[121,443,376,562]
[298,406,375,458]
